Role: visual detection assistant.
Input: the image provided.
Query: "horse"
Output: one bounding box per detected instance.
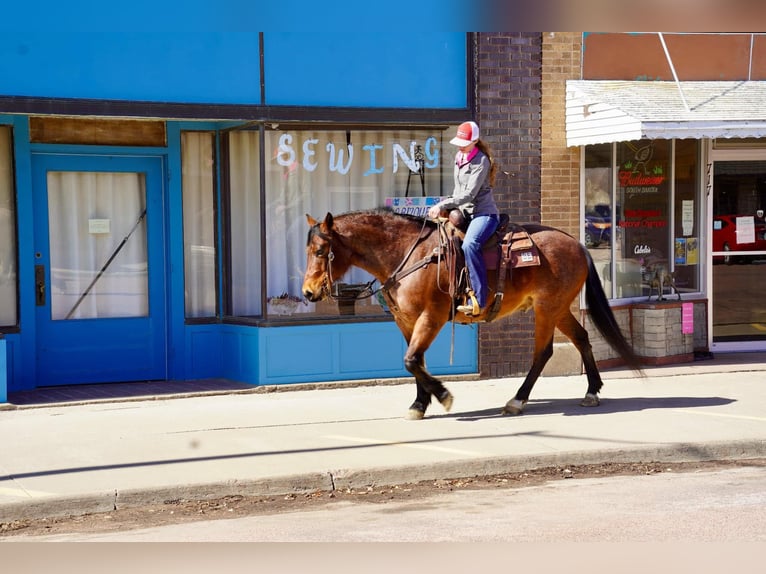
[302,208,643,420]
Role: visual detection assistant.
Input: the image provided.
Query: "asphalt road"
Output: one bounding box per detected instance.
[7,463,765,542]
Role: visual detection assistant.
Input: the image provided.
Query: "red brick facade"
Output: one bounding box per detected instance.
[475,32,542,378]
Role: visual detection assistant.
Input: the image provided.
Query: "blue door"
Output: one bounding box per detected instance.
[33,154,167,385]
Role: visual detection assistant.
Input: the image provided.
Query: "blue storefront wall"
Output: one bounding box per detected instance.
[0,32,467,108]
[185,322,477,386]
[0,335,6,402]
[0,32,475,391]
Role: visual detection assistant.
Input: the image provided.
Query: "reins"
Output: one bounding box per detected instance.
[310,217,438,309]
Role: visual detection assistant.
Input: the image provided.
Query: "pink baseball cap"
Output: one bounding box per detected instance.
[450,121,480,146]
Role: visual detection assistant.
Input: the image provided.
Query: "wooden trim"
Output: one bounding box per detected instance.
[2,96,468,125]
[29,116,166,146]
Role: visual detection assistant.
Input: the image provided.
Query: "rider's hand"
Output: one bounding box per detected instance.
[427,206,441,219]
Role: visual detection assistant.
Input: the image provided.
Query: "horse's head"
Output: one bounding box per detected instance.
[302,212,351,302]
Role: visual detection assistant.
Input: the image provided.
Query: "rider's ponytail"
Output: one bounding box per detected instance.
[475,139,497,187]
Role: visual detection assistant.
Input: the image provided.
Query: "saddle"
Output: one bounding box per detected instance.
[441,210,540,322]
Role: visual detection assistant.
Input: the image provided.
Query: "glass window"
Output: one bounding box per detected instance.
[672,139,700,293]
[227,130,263,317]
[583,143,613,294]
[264,128,450,319]
[618,140,671,298]
[47,171,148,320]
[224,127,452,321]
[583,139,701,301]
[181,131,217,319]
[0,126,17,327]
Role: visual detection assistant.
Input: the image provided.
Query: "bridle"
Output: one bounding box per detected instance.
[308,218,439,309]
[308,224,376,302]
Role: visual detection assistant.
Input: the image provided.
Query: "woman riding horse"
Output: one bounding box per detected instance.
[302,209,642,420]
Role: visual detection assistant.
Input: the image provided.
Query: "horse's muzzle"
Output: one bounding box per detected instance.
[302,287,324,302]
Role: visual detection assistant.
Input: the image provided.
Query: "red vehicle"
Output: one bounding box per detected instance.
[712,214,766,264]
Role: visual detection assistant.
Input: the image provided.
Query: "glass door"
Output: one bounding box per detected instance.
[711,160,766,350]
[33,154,167,385]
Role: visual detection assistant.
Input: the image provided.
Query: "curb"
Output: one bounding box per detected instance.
[3,438,764,525]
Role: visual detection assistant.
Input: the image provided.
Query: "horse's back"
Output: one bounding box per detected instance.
[504,222,589,298]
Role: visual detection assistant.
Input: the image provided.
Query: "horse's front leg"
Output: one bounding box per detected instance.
[404,352,453,419]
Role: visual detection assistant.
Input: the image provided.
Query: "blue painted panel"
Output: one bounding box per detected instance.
[338,327,406,374]
[262,328,336,379]
[256,322,476,386]
[0,33,260,104]
[221,328,259,382]
[1,31,466,108]
[0,337,6,402]
[188,328,223,379]
[427,324,478,372]
[4,2,471,34]
[263,33,467,108]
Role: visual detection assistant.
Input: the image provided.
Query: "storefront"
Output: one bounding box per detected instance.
[563,33,766,363]
[1,32,490,394]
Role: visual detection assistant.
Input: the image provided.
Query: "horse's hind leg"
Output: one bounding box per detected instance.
[503,316,556,415]
[556,311,603,407]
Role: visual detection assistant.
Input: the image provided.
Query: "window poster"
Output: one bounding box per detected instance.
[385,196,445,217]
[736,216,755,244]
[682,200,694,236]
[674,238,686,265]
[675,237,699,265]
[685,237,699,265]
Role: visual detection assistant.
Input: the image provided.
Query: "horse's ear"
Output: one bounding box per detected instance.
[306,214,318,227]
[324,212,334,230]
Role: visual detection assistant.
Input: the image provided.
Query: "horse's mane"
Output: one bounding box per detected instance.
[338,207,437,229]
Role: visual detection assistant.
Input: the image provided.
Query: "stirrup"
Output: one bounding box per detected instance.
[457,291,480,317]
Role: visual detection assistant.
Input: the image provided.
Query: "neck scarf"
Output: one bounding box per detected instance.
[456,146,479,167]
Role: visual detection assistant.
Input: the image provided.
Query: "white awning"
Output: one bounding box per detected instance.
[566,80,766,147]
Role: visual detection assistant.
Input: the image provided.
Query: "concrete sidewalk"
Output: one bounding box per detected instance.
[1,354,765,524]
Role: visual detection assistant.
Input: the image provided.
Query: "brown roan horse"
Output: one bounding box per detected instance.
[302,208,642,420]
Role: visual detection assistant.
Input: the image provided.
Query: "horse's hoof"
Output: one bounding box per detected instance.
[439,391,454,412]
[406,408,425,420]
[580,393,600,407]
[502,398,526,415]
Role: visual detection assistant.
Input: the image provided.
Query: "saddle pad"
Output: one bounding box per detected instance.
[504,229,540,268]
[510,246,540,268]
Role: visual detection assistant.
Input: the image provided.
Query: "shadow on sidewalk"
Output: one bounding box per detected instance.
[449,395,735,420]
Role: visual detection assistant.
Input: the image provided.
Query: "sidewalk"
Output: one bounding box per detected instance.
[1,353,765,524]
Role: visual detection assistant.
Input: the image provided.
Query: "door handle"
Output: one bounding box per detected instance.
[35,264,46,306]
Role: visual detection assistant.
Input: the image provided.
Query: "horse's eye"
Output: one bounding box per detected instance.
[315,249,325,258]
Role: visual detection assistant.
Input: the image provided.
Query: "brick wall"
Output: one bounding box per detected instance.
[541,33,583,355]
[475,32,542,378]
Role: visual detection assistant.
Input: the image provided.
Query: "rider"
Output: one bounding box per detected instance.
[427,121,499,317]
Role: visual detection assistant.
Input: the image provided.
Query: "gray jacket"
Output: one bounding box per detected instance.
[434,150,498,216]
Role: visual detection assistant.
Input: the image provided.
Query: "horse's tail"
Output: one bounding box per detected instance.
[583,250,644,373]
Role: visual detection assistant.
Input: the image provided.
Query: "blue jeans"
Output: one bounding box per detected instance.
[462,214,499,308]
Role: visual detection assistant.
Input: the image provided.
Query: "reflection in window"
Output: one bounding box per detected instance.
[583,139,700,301]
[249,127,452,319]
[618,140,671,299]
[0,126,16,326]
[584,143,613,294]
[672,139,700,293]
